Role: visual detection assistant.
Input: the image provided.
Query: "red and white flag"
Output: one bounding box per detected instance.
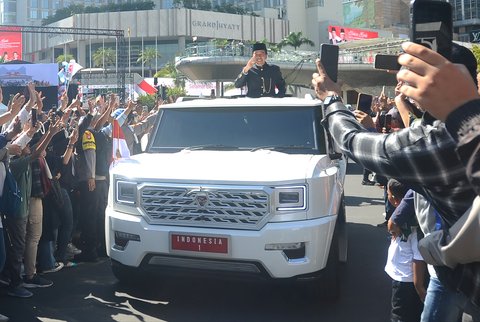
[112,119,130,161]
[135,79,157,96]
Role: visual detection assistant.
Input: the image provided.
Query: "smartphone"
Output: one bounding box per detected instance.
[410,0,453,60]
[356,93,373,114]
[319,43,339,82]
[379,114,393,131]
[31,108,37,127]
[374,54,401,71]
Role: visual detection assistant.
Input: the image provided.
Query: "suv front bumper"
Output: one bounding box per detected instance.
[106,208,337,279]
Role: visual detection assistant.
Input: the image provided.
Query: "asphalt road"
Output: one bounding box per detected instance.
[0,161,393,322]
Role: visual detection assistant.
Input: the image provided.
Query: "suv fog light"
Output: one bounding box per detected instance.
[265,242,306,261]
[114,231,141,250]
[265,242,303,251]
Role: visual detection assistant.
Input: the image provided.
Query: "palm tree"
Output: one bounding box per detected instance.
[137,47,161,77]
[278,31,315,50]
[92,47,116,69]
[154,61,184,87]
[56,54,75,64]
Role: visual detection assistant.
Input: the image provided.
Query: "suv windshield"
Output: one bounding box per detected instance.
[149,105,325,154]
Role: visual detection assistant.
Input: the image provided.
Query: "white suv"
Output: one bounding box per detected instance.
[106,97,347,297]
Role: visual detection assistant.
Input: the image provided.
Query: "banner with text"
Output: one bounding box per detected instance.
[328,25,378,44]
[0,27,22,62]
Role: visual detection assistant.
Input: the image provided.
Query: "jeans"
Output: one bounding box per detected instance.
[421,277,463,322]
[55,188,73,263]
[37,240,55,271]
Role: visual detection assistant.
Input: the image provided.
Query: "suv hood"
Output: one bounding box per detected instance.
[111,150,330,184]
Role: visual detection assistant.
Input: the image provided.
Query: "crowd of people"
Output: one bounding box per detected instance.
[312,41,480,321]
[0,38,477,322]
[0,84,160,321]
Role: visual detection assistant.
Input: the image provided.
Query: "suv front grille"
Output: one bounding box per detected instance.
[139,184,270,230]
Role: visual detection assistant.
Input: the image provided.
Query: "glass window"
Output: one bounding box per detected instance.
[306,0,324,8]
[30,9,38,19]
[151,106,323,154]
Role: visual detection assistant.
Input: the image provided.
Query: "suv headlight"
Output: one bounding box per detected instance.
[116,180,137,205]
[274,186,306,211]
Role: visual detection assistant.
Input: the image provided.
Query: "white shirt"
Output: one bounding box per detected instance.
[385,229,424,282]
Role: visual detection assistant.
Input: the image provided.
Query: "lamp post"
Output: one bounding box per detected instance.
[128,27,131,74]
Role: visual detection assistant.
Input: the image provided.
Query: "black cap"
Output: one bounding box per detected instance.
[451,43,478,86]
[252,42,267,54]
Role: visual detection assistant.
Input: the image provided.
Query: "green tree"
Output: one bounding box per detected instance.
[56,54,75,64]
[92,47,116,68]
[43,1,155,25]
[278,31,315,50]
[166,86,187,102]
[154,61,185,87]
[137,47,161,77]
[136,94,157,110]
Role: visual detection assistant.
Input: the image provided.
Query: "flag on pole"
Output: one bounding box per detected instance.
[132,74,158,97]
[112,119,130,161]
[135,79,157,95]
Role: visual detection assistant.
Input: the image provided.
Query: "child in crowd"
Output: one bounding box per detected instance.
[384,179,427,322]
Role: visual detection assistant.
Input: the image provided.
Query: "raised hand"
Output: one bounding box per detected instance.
[397,41,480,121]
[9,93,26,116]
[311,58,342,100]
[35,91,45,111]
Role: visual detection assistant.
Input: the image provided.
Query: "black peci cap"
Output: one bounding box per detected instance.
[252,42,267,54]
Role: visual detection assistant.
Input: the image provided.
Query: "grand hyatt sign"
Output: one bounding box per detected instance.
[192,20,240,31]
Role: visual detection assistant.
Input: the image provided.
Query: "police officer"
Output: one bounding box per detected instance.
[234,42,286,98]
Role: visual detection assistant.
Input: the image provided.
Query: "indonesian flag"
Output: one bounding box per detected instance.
[112,119,130,161]
[135,79,157,96]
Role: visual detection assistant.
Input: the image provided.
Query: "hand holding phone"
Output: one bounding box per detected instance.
[374,54,401,71]
[319,44,339,82]
[410,0,453,59]
[356,93,373,114]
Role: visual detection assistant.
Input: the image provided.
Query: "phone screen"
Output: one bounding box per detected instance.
[384,114,392,130]
[410,0,453,59]
[357,93,373,114]
[31,108,37,127]
[374,54,401,71]
[319,44,339,82]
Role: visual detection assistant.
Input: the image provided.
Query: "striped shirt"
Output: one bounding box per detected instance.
[322,102,476,228]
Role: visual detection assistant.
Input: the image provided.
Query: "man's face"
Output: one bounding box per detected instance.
[253,50,267,66]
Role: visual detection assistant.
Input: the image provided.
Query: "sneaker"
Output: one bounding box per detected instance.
[66,243,82,256]
[0,313,8,322]
[0,276,10,287]
[23,274,53,288]
[361,179,376,186]
[40,262,64,274]
[63,261,77,268]
[7,285,33,298]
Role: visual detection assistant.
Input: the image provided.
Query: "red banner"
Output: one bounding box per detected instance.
[328,25,378,44]
[0,27,22,62]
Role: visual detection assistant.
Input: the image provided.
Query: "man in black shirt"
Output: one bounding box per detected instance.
[234,42,286,98]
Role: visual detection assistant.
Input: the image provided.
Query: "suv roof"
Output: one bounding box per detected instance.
[163,97,322,109]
